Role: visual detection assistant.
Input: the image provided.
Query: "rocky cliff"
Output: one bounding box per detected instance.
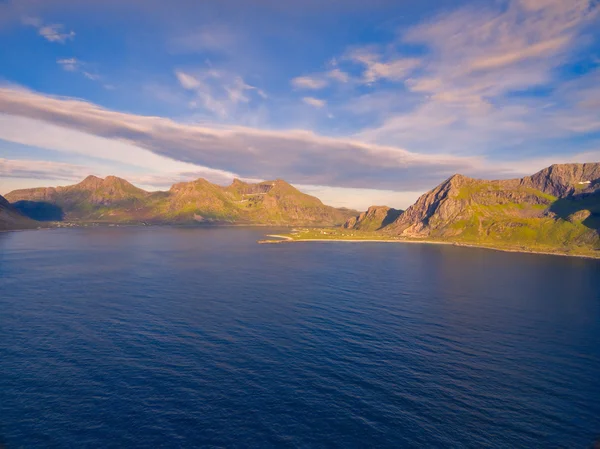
[519,163,600,197]
[381,163,600,251]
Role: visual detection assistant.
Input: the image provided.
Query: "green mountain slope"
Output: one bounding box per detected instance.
[6,176,356,226]
[382,164,600,255]
[7,175,150,222]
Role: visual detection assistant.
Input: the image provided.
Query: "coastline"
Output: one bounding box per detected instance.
[259,235,600,260]
[3,226,598,260]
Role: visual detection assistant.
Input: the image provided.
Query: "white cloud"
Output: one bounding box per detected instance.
[174,69,265,118]
[56,58,108,87]
[175,71,201,90]
[291,76,328,90]
[297,185,423,210]
[345,48,421,84]
[0,157,89,181]
[342,47,421,84]
[1,85,593,192]
[83,72,101,81]
[57,58,79,71]
[0,85,493,190]
[327,68,350,83]
[350,0,600,154]
[0,113,226,177]
[23,17,75,43]
[302,97,326,108]
[39,24,75,43]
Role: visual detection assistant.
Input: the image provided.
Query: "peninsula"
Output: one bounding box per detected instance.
[265,163,600,259]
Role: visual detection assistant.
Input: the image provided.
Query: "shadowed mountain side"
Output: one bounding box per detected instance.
[11,201,64,221]
[549,191,600,231]
[343,206,403,231]
[0,194,39,230]
[6,176,357,226]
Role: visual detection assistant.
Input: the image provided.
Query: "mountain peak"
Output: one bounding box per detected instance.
[524,162,600,197]
[103,175,128,184]
[445,173,474,186]
[77,175,105,189]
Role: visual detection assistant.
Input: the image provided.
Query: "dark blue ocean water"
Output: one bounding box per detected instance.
[1,227,600,448]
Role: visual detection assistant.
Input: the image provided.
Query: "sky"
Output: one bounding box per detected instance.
[0,0,599,209]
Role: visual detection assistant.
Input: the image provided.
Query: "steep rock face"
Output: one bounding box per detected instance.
[6,176,356,226]
[0,194,37,230]
[386,164,600,238]
[344,206,403,231]
[382,164,600,249]
[520,163,600,197]
[384,175,475,237]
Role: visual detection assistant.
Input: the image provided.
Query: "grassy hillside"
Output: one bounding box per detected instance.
[6,176,356,226]
[275,164,600,258]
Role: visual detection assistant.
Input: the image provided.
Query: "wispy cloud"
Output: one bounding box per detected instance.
[327,68,350,83]
[291,76,328,90]
[23,17,75,43]
[56,58,108,88]
[344,47,421,83]
[347,0,600,155]
[302,97,326,108]
[1,85,589,191]
[169,24,237,54]
[57,58,78,71]
[175,69,265,118]
[0,157,89,181]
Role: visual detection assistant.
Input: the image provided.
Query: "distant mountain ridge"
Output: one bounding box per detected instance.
[5,176,356,226]
[5,163,600,257]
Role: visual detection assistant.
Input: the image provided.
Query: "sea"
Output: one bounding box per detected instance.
[1,227,599,448]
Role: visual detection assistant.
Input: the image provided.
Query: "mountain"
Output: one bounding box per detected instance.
[381,163,600,253]
[6,176,356,226]
[343,206,403,231]
[0,194,38,231]
[7,175,149,222]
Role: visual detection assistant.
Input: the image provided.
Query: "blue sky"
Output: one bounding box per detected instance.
[0,0,599,209]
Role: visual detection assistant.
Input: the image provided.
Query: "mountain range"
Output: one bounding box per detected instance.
[3,176,356,227]
[2,163,600,256]
[343,163,600,255]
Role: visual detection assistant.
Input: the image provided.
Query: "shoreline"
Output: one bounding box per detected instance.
[3,226,598,260]
[259,236,600,260]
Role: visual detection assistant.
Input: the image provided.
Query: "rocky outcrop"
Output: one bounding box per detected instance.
[383,174,476,237]
[520,163,600,197]
[383,163,600,239]
[344,206,403,231]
